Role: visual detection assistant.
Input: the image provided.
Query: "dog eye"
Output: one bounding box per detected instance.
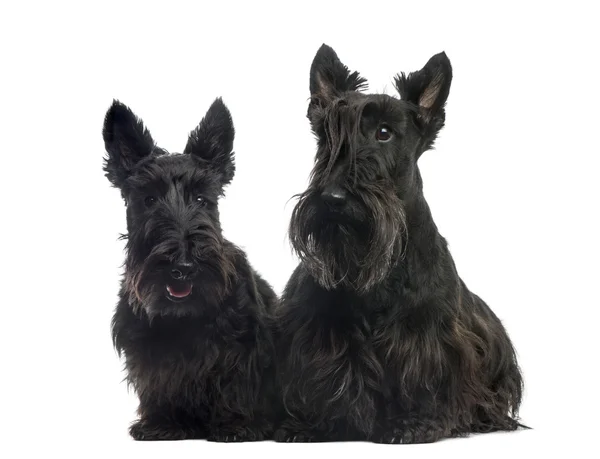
[144,196,157,207]
[376,126,392,142]
[196,196,207,207]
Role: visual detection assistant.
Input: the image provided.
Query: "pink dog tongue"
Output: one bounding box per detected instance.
[167,284,192,298]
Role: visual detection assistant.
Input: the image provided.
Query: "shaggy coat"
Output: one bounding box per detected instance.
[274,45,524,443]
[103,99,277,441]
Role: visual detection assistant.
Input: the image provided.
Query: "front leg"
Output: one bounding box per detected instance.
[129,417,208,441]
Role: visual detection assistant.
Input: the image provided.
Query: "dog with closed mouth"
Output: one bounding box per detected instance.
[274,45,525,443]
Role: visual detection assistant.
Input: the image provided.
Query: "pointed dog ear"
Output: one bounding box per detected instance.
[310,44,368,104]
[395,52,452,150]
[184,97,235,186]
[102,100,156,188]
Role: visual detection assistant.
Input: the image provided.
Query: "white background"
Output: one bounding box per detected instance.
[1,1,599,457]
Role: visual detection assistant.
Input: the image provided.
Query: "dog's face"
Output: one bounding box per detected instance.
[103,98,235,317]
[290,45,452,292]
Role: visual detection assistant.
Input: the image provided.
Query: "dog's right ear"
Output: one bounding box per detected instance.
[102,100,155,188]
[309,44,368,105]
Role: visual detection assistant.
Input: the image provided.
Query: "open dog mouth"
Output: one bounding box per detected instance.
[165,282,193,302]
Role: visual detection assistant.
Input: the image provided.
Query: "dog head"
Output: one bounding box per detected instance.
[103,98,236,318]
[290,44,452,292]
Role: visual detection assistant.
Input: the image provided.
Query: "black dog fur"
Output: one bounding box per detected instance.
[274,45,525,443]
[103,98,277,441]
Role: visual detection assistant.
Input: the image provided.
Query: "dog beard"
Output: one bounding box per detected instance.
[123,228,235,319]
[289,187,406,292]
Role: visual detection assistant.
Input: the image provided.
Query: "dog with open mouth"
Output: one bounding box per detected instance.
[103,98,278,441]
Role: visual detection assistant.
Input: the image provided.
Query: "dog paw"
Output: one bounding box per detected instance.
[273,428,323,443]
[372,428,405,444]
[373,426,445,444]
[129,420,189,441]
[208,434,242,442]
[208,426,266,442]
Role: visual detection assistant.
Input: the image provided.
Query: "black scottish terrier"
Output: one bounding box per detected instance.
[103,98,277,441]
[274,45,524,443]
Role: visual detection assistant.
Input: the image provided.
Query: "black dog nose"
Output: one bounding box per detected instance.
[321,186,347,207]
[170,263,195,280]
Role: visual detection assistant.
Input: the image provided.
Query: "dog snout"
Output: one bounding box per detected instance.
[321,185,347,207]
[169,262,196,280]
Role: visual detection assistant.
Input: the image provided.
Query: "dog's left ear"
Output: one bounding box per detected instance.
[310,44,368,105]
[184,98,235,186]
[395,52,452,145]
